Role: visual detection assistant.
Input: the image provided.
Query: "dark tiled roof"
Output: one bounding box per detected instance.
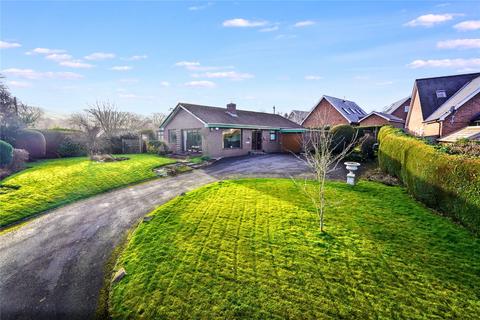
[178,103,303,129]
[287,110,309,124]
[416,72,480,120]
[323,95,367,123]
[425,75,480,122]
[361,111,405,123]
[383,96,411,114]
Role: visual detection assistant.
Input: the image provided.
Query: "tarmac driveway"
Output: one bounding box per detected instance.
[0,154,352,319]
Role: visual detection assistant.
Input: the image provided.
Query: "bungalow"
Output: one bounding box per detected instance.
[160,102,305,158]
[383,96,411,122]
[287,110,309,124]
[302,95,367,128]
[405,72,480,139]
[358,111,405,128]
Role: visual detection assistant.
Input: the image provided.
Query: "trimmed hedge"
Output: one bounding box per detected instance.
[0,140,14,166]
[378,126,480,235]
[14,129,47,159]
[330,124,356,153]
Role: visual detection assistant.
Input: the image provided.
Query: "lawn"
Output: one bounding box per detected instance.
[109,179,480,319]
[0,154,175,227]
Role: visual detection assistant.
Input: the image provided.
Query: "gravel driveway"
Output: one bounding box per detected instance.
[0,154,357,319]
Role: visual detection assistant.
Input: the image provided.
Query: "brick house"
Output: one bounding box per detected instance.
[383,96,411,122]
[287,110,309,124]
[301,95,367,127]
[160,102,305,158]
[405,72,480,139]
[359,111,405,128]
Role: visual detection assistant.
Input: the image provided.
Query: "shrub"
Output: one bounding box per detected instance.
[8,149,29,171]
[14,129,46,159]
[147,140,169,155]
[140,129,156,140]
[0,140,14,167]
[330,124,356,153]
[360,135,377,159]
[440,139,480,158]
[58,137,87,157]
[38,129,68,158]
[378,126,480,235]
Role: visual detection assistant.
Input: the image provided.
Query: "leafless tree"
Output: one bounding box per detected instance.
[149,112,166,128]
[69,112,101,155]
[294,108,363,232]
[17,104,43,127]
[86,101,128,138]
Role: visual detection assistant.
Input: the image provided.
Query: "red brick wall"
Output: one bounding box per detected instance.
[391,98,411,121]
[359,114,404,128]
[303,99,349,128]
[441,93,480,136]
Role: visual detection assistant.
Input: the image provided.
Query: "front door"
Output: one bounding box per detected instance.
[252,130,262,150]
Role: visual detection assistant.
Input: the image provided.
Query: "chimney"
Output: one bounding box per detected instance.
[273,106,276,114]
[226,102,236,114]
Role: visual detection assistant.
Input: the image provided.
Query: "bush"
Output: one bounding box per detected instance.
[8,149,29,171]
[440,139,480,158]
[0,140,14,167]
[38,129,68,158]
[147,140,169,155]
[330,124,356,153]
[378,126,480,235]
[58,137,87,157]
[360,136,376,159]
[14,129,46,159]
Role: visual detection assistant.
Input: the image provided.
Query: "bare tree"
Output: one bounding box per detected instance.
[294,108,363,232]
[17,104,43,127]
[150,112,166,128]
[69,112,101,155]
[86,101,128,138]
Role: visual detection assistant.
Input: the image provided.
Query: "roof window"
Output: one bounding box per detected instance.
[342,107,351,115]
[436,90,447,98]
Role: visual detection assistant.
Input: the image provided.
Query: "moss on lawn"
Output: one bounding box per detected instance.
[109,179,480,319]
[0,154,175,227]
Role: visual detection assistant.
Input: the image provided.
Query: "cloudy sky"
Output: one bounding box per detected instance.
[1,1,479,115]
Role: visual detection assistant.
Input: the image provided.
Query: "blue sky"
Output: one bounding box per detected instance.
[1,1,479,116]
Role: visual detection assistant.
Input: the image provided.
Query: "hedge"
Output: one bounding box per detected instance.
[378,126,480,235]
[0,140,14,166]
[14,129,46,159]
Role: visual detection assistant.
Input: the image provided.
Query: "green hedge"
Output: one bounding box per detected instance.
[0,139,14,166]
[378,126,480,235]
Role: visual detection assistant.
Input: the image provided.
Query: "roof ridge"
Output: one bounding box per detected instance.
[416,72,480,82]
[180,102,286,117]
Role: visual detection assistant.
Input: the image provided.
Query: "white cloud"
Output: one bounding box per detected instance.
[404,13,460,27]
[305,75,323,80]
[260,26,279,32]
[45,53,73,61]
[123,54,148,61]
[375,80,394,86]
[454,20,480,31]
[84,52,116,60]
[111,65,132,71]
[184,80,216,88]
[26,47,66,55]
[2,68,83,80]
[0,41,21,49]
[192,71,254,81]
[222,18,268,28]
[59,60,94,68]
[160,81,170,87]
[407,58,480,68]
[294,20,316,27]
[437,39,480,49]
[189,2,212,11]
[119,93,138,99]
[275,34,297,40]
[175,61,231,71]
[7,80,31,88]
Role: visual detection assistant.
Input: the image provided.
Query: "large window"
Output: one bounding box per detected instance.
[223,129,242,149]
[183,129,202,152]
[270,130,277,141]
[168,129,177,144]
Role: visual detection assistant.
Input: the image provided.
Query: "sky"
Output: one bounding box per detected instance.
[1,0,480,116]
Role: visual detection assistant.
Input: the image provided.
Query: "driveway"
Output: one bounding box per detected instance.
[0,154,355,319]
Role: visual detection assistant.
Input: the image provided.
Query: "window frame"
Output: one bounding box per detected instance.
[222,128,242,149]
[168,129,177,144]
[269,130,277,141]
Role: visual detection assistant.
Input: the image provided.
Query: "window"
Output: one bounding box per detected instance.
[270,130,277,141]
[223,129,242,149]
[183,129,202,152]
[436,90,447,98]
[168,129,177,144]
[342,107,351,115]
[404,105,410,113]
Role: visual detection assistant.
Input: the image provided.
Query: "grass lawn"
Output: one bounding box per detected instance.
[110,179,480,319]
[0,154,175,227]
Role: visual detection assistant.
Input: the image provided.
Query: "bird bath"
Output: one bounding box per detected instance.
[344,162,361,185]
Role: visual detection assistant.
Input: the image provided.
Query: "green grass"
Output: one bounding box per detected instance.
[0,154,175,227]
[109,179,480,319]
